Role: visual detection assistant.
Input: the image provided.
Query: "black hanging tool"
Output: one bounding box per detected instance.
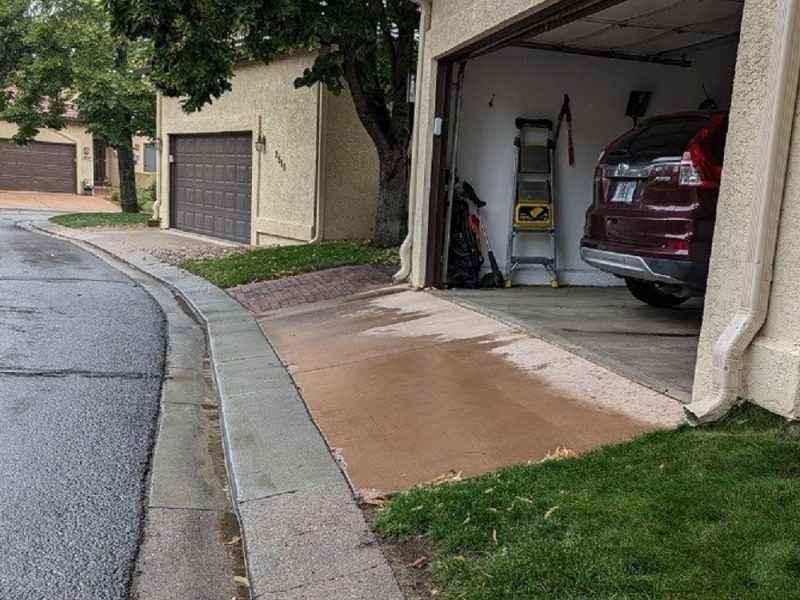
[552,94,574,166]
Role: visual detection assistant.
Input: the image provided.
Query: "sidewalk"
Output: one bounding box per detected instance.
[0,190,120,212]
[30,220,402,600]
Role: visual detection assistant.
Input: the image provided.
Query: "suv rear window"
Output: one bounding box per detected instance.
[604,116,710,163]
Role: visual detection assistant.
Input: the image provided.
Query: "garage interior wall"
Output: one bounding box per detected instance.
[455,43,738,285]
[0,121,92,194]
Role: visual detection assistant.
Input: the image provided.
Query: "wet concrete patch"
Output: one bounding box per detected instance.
[259,290,683,494]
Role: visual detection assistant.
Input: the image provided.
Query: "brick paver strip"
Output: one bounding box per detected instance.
[229,264,394,314]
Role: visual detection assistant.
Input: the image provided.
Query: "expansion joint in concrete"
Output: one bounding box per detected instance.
[0,367,161,380]
[253,564,388,598]
[148,504,233,514]
[239,489,298,505]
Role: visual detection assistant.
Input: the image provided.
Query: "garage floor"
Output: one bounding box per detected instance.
[259,288,684,494]
[442,287,703,402]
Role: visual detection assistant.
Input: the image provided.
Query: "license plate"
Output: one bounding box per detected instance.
[611,180,637,203]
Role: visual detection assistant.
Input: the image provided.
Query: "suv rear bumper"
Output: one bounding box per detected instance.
[580,247,707,289]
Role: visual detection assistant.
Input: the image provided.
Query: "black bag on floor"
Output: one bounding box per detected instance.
[446,191,483,288]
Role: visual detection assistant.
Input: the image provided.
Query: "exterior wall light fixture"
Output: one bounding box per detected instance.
[254,134,266,153]
[154,137,163,152]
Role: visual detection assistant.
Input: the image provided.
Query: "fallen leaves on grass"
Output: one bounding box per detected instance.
[422,470,463,487]
[544,505,560,519]
[540,447,577,462]
[409,556,429,569]
[357,488,388,507]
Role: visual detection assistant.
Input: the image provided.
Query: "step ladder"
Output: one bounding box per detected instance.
[505,117,559,288]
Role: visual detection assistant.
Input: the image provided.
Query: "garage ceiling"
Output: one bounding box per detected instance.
[519,0,743,66]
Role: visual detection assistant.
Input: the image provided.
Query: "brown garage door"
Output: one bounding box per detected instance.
[0,139,76,194]
[171,133,252,244]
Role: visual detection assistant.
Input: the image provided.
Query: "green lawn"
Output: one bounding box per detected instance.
[374,406,800,600]
[50,212,150,228]
[180,240,396,288]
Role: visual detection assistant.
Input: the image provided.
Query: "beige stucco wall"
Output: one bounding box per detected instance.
[108,135,156,188]
[321,87,379,241]
[158,54,319,245]
[158,53,378,245]
[694,0,800,419]
[0,120,93,193]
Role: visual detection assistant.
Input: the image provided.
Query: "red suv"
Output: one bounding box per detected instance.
[581,111,728,307]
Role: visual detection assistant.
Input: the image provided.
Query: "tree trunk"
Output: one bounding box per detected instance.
[116,143,138,213]
[372,149,409,248]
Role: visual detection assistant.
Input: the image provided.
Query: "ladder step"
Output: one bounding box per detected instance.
[512,256,555,265]
[513,228,555,234]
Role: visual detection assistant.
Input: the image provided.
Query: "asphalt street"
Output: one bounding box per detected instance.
[0,213,165,599]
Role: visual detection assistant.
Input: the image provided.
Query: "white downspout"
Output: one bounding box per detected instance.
[311,81,328,243]
[152,91,163,222]
[685,0,800,425]
[394,0,432,283]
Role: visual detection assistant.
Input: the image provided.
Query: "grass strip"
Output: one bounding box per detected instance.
[375,405,800,599]
[179,240,395,288]
[50,212,150,228]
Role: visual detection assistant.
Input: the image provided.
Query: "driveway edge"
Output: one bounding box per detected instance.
[30,221,402,600]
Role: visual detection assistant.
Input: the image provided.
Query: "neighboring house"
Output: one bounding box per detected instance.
[401,0,800,420]
[0,106,153,195]
[154,52,379,245]
[99,135,157,190]
[0,106,92,194]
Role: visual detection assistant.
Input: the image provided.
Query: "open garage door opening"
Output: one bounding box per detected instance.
[427,0,744,400]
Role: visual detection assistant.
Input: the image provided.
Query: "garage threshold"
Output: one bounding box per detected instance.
[439,286,702,403]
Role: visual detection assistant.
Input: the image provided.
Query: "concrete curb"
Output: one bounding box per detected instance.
[30,221,402,600]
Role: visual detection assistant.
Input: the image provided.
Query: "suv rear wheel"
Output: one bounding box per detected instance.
[624,278,689,308]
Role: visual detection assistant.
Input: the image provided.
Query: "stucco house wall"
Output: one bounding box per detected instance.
[0,120,93,194]
[107,135,157,189]
[321,86,380,241]
[694,0,800,419]
[157,53,378,245]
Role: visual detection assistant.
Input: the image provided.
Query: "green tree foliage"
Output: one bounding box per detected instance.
[1,0,155,213]
[110,0,419,246]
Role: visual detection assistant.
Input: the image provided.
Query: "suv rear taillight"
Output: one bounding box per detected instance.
[679,115,725,188]
[679,148,706,186]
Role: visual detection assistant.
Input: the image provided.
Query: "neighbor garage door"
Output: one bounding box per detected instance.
[171,133,252,243]
[0,139,76,194]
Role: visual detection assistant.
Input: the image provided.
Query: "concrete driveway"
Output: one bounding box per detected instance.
[443,287,703,402]
[258,289,684,495]
[0,190,120,212]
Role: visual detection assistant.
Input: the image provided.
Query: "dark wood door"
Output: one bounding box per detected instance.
[93,138,107,185]
[171,133,252,244]
[0,139,76,194]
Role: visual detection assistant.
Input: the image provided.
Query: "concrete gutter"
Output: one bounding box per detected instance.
[31,220,402,600]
